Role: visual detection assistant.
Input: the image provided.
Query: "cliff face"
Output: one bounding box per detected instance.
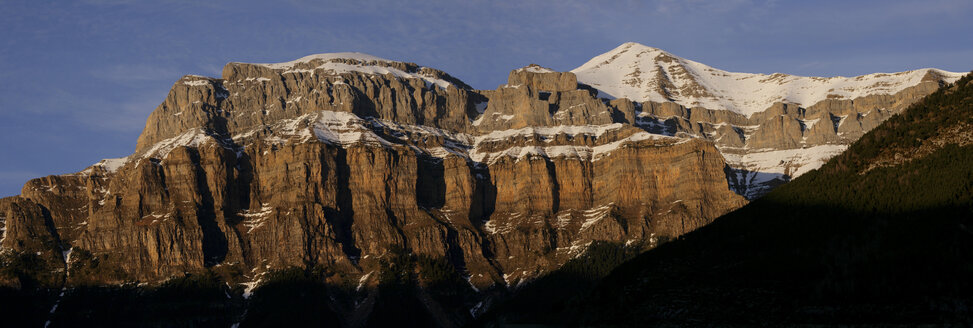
[0,54,745,326]
[0,48,959,326]
[676,80,946,198]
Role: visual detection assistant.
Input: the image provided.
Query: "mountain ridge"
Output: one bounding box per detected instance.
[0,44,966,327]
[572,42,963,117]
[92,44,964,200]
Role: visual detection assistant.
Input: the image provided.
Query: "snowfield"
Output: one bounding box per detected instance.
[572,42,964,117]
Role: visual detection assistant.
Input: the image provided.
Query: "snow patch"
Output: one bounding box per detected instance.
[182,79,211,87]
[93,157,128,173]
[722,144,848,179]
[259,113,316,145]
[516,65,555,73]
[240,205,273,233]
[142,128,215,159]
[253,52,391,70]
[721,144,848,198]
[62,247,73,267]
[357,271,374,291]
[799,118,820,132]
[241,269,271,300]
[556,212,573,228]
[0,218,6,249]
[313,111,394,147]
[581,204,612,231]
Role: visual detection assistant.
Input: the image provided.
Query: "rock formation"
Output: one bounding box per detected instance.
[0,45,962,326]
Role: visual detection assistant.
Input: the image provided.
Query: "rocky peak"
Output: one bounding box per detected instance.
[134,52,484,157]
[226,52,472,90]
[472,65,622,131]
[566,42,966,199]
[507,64,578,92]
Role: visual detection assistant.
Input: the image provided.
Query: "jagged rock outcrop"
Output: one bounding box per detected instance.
[0,196,66,287]
[506,64,578,92]
[136,54,481,156]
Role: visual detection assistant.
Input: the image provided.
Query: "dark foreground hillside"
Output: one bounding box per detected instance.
[574,72,973,326]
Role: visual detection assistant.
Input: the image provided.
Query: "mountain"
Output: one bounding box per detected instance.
[0,51,744,327]
[574,43,957,117]
[574,42,964,198]
[572,72,973,326]
[0,44,963,327]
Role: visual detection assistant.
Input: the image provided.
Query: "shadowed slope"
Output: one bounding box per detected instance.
[577,72,973,326]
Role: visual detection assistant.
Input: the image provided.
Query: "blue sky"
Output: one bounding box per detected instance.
[1,0,971,196]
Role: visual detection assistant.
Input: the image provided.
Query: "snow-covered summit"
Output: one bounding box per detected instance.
[246,52,456,89]
[516,64,556,74]
[253,52,393,70]
[572,42,965,117]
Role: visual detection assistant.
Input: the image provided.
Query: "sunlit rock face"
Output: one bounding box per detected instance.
[0,45,959,326]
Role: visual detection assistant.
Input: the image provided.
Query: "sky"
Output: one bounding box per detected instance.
[1,0,971,197]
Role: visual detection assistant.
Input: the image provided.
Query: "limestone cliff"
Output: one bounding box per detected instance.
[0,48,959,327]
[0,54,747,327]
